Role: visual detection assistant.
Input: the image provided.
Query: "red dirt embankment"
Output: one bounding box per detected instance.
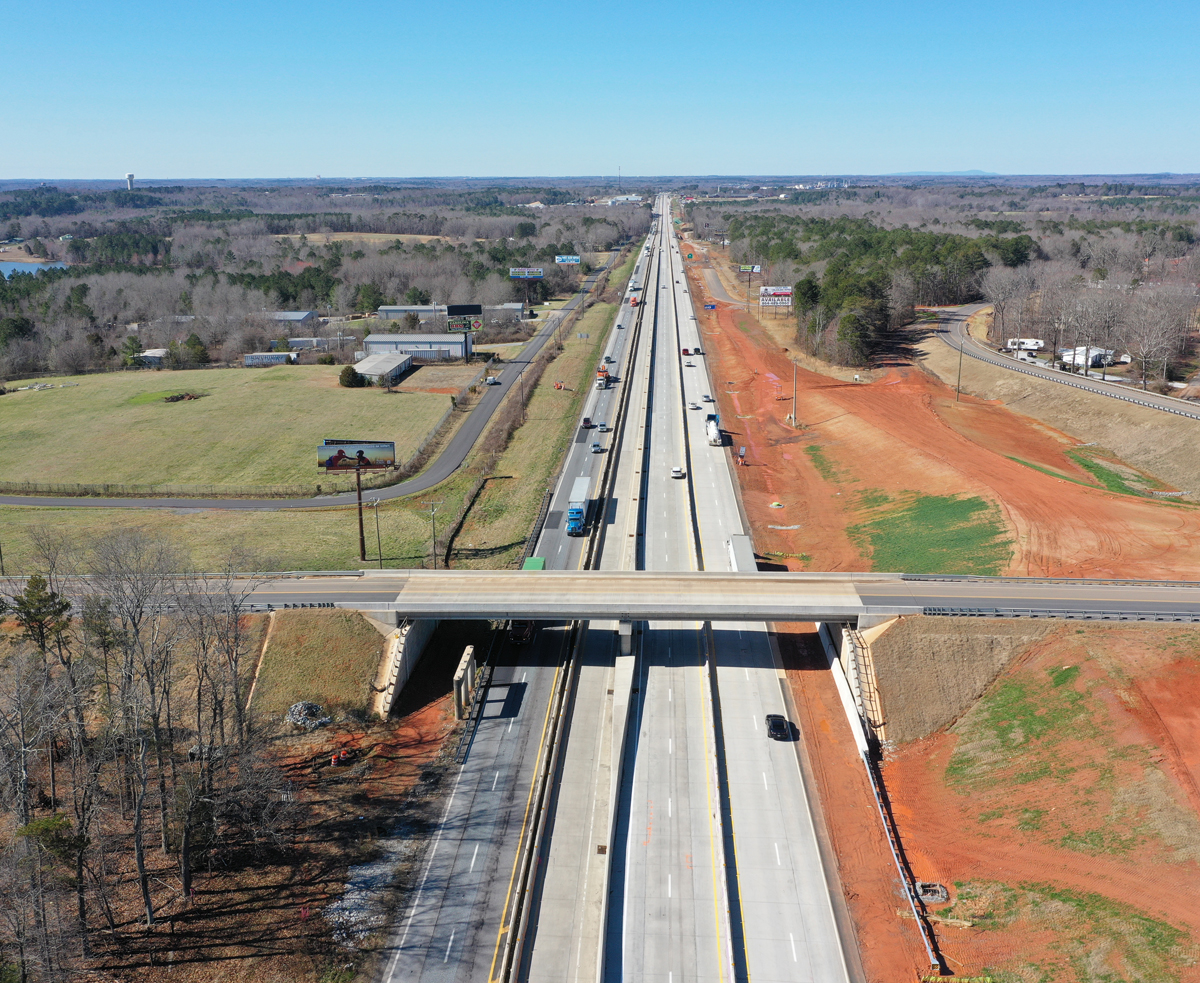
[682,241,1200,579]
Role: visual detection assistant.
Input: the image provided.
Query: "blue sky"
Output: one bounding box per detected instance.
[3,0,1197,179]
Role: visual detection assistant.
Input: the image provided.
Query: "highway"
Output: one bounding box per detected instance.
[376,237,650,982]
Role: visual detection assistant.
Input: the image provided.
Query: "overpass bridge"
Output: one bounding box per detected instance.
[246,569,1200,624]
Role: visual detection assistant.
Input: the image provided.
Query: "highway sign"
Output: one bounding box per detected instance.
[555,255,581,265]
[509,268,544,279]
[704,304,717,310]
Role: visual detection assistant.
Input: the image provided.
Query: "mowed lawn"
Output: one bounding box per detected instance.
[0,366,451,488]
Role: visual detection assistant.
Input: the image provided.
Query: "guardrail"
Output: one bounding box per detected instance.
[949,330,1200,423]
[924,606,1200,621]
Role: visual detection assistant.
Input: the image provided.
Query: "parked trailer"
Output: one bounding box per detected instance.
[565,476,591,536]
[1005,338,1045,351]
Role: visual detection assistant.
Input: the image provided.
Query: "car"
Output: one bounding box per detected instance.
[688,401,700,410]
[671,466,685,479]
[693,348,704,355]
[484,376,501,385]
[766,714,789,740]
[597,421,609,432]
[684,360,694,367]
[591,442,603,454]
[581,417,592,429]
[509,620,535,645]
[701,394,713,402]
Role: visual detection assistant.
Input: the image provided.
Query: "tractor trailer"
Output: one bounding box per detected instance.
[705,412,721,446]
[565,476,591,536]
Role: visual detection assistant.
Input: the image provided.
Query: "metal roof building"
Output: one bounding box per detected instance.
[354,352,413,385]
[265,311,319,326]
[363,332,473,361]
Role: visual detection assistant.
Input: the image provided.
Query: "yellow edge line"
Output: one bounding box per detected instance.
[487,657,563,983]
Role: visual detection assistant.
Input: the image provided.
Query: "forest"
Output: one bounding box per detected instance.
[0,183,651,379]
[684,180,1200,371]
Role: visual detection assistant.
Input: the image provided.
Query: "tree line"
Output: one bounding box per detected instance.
[0,531,294,981]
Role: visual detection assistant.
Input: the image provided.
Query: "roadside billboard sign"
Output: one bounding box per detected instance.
[509,268,544,279]
[738,265,762,273]
[555,255,581,265]
[448,315,484,331]
[761,286,793,296]
[447,304,482,317]
[318,441,396,470]
[758,296,793,307]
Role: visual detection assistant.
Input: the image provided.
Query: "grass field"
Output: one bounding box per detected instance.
[250,609,385,716]
[848,491,1012,575]
[0,365,451,489]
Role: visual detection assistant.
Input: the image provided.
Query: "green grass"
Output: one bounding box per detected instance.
[847,491,1012,575]
[251,609,385,716]
[946,665,1094,792]
[947,881,1192,983]
[1067,450,1152,496]
[0,365,451,489]
[803,444,841,483]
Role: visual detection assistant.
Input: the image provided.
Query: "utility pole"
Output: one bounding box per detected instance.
[421,500,444,570]
[371,499,383,569]
[791,359,798,427]
[355,469,367,562]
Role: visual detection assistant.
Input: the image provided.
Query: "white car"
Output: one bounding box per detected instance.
[671,466,686,479]
[701,394,713,402]
[688,402,700,410]
[684,361,694,367]
[591,442,603,454]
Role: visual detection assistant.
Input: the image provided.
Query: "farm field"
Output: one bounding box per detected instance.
[0,365,451,490]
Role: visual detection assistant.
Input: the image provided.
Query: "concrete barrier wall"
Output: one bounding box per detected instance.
[373,618,438,718]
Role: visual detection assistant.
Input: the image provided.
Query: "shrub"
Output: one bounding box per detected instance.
[339,365,366,388]
[318,353,336,365]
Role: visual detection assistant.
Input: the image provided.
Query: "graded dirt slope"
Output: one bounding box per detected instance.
[883,622,1200,982]
[681,240,1200,578]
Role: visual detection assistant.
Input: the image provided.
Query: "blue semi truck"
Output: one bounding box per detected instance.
[565,476,591,536]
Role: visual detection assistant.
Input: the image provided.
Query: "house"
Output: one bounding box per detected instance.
[354,352,413,386]
[138,348,169,366]
[362,332,473,361]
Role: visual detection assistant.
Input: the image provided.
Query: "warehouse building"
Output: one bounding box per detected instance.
[362,332,473,361]
[354,352,414,386]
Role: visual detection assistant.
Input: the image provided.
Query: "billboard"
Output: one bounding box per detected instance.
[738,264,762,274]
[759,296,793,307]
[555,255,581,265]
[760,286,793,297]
[509,267,544,279]
[447,304,482,317]
[448,315,484,331]
[318,441,396,470]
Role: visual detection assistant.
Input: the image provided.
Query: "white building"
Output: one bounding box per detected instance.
[363,332,473,361]
[354,352,413,385]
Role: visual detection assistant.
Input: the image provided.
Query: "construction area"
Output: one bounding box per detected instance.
[684,237,1200,982]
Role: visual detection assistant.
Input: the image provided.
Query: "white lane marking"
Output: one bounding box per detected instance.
[469,844,479,872]
[492,771,499,791]
[521,672,527,683]
[444,930,454,963]
[744,667,749,679]
[790,932,798,962]
[763,771,769,790]
[669,738,673,755]
[669,687,672,703]
[775,842,781,866]
[752,715,758,731]
[507,717,514,733]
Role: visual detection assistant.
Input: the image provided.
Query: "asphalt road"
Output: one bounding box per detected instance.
[937,303,1200,421]
[0,252,619,511]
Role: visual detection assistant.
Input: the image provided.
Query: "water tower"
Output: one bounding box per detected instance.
[126,173,134,191]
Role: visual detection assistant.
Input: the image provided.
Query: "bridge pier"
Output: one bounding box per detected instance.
[618,620,633,656]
